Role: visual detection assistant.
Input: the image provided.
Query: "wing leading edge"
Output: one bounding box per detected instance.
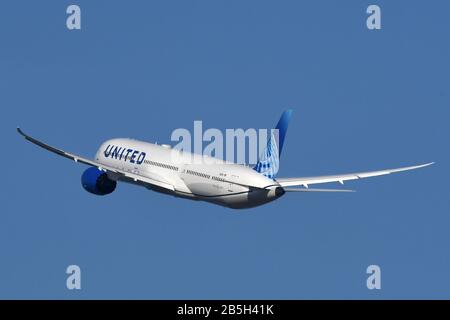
[276,162,434,188]
[17,128,175,191]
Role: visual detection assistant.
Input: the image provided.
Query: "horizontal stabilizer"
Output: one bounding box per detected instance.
[283,188,355,192]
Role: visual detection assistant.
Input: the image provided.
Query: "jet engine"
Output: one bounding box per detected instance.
[81,167,117,195]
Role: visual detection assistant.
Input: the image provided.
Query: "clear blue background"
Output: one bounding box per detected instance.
[1,0,448,299]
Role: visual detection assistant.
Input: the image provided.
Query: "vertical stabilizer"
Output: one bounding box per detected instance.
[253,110,293,179]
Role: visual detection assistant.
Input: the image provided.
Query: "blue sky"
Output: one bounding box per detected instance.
[1,0,449,299]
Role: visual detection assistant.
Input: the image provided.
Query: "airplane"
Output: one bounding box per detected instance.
[17,110,433,209]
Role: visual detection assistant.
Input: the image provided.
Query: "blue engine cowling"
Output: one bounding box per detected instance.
[81,167,117,195]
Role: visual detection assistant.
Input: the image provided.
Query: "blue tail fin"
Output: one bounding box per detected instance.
[253,110,293,179]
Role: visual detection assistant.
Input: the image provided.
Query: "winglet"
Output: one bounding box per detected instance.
[17,127,25,137]
[421,162,435,167]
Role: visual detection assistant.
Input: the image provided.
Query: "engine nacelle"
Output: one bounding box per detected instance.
[81,167,117,195]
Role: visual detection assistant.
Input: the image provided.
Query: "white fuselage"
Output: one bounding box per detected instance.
[94,138,284,208]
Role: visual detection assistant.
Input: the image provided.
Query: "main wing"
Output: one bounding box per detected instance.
[17,128,175,191]
[276,162,434,188]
